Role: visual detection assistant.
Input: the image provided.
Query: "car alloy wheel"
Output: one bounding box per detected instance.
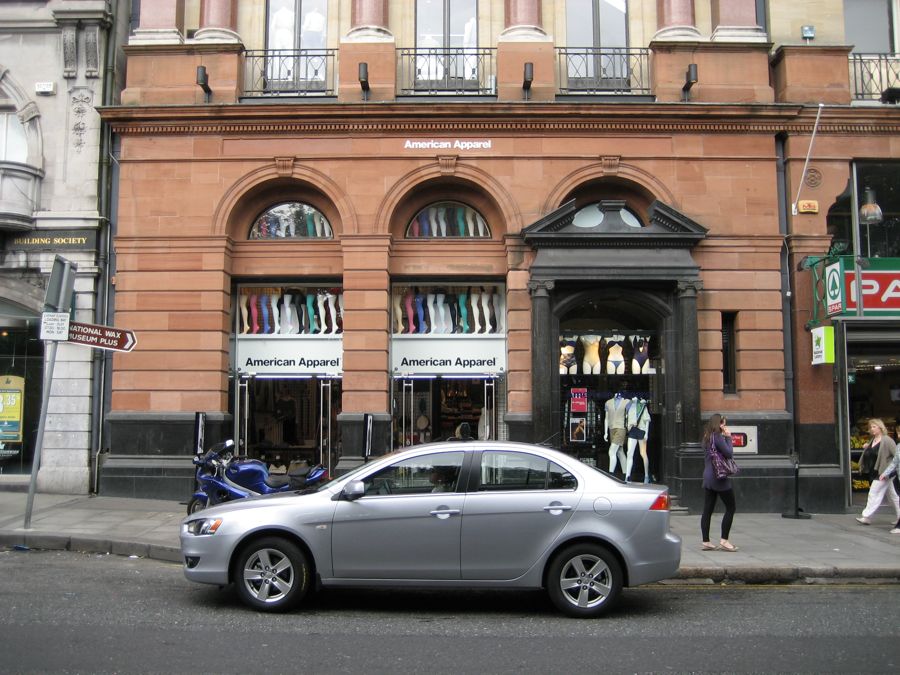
[234,536,310,612]
[547,543,622,618]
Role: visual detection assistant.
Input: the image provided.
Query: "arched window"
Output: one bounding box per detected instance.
[249,202,333,239]
[406,201,490,238]
[0,111,27,163]
[572,201,643,230]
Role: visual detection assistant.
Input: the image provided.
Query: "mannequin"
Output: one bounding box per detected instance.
[415,288,427,333]
[260,293,271,333]
[426,292,438,333]
[436,207,448,237]
[469,287,482,333]
[605,334,626,374]
[457,287,470,333]
[492,287,505,333]
[410,213,420,237]
[604,393,628,473]
[239,293,250,333]
[324,289,338,333]
[625,397,652,483]
[305,212,316,237]
[336,289,344,331]
[268,290,280,333]
[313,213,324,237]
[297,294,309,333]
[475,212,487,237]
[306,292,318,333]
[631,335,651,374]
[559,337,578,375]
[404,287,416,334]
[435,289,449,333]
[393,288,405,333]
[280,293,293,333]
[456,208,467,236]
[480,286,493,333]
[580,335,602,374]
[465,209,478,237]
[249,293,260,334]
[290,292,302,333]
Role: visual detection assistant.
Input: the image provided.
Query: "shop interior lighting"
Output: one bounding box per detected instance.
[859,187,884,226]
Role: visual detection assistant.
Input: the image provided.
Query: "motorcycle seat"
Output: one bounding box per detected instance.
[265,473,291,489]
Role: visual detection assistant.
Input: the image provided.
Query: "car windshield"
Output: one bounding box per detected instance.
[307,452,405,493]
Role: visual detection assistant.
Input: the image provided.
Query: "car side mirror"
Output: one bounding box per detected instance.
[343,480,365,501]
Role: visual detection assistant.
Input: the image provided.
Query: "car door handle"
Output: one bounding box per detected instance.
[430,508,461,519]
[542,504,573,512]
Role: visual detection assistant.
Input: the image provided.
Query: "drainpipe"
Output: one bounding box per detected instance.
[775,133,798,457]
[90,0,124,493]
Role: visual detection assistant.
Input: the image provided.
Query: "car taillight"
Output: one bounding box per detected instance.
[649,492,669,511]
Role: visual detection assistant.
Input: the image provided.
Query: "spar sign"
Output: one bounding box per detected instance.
[826,257,900,317]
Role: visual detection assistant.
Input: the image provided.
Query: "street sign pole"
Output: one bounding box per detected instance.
[25,256,77,529]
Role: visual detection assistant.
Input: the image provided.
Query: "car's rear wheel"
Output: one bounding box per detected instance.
[233,536,310,612]
[547,543,622,618]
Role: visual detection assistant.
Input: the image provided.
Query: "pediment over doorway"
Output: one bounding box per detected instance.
[523,199,708,249]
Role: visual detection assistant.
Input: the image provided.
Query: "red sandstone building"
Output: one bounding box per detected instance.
[96,0,900,512]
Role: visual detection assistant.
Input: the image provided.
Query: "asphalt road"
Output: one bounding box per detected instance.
[0,549,898,674]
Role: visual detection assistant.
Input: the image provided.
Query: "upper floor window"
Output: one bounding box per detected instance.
[572,201,643,230]
[566,0,627,50]
[268,0,327,51]
[406,202,490,238]
[249,202,333,239]
[417,0,476,50]
[845,0,894,53]
[0,112,27,163]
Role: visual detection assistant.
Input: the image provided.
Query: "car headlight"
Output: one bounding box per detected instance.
[184,517,223,536]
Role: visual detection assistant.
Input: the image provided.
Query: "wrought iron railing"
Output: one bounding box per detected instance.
[243,49,337,97]
[849,53,900,101]
[397,47,496,95]
[556,47,651,95]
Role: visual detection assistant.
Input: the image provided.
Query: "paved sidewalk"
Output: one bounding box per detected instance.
[0,491,898,583]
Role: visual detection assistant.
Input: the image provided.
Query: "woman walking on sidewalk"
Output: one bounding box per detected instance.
[855,418,899,528]
[700,414,739,552]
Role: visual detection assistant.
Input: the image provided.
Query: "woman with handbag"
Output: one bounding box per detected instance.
[855,418,900,527]
[700,413,739,552]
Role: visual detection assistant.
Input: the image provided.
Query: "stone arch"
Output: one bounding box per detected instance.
[542,160,677,218]
[374,161,522,238]
[0,65,43,169]
[213,160,358,239]
[555,286,675,326]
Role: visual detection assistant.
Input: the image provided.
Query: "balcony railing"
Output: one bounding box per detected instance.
[397,47,496,96]
[556,47,651,96]
[244,49,337,97]
[850,53,900,101]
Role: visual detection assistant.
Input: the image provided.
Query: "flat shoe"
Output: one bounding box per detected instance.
[700,543,718,551]
[719,542,739,552]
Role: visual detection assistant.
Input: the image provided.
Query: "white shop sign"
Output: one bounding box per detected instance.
[392,335,507,375]
[235,336,342,376]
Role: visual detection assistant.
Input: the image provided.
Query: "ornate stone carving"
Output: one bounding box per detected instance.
[601,156,621,174]
[71,90,93,153]
[677,279,703,296]
[437,155,457,175]
[274,157,295,176]
[85,25,100,79]
[527,279,555,296]
[804,167,823,189]
[62,24,77,79]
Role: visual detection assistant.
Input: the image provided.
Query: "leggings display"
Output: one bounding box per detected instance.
[391,285,507,334]
[238,287,344,335]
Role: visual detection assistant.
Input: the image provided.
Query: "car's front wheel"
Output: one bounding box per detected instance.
[233,537,311,612]
[547,543,622,618]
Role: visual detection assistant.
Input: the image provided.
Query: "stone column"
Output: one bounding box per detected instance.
[497,0,554,101]
[503,0,544,37]
[195,0,240,43]
[129,0,185,45]
[711,0,766,42]
[528,279,555,444]
[677,279,703,449]
[348,0,392,40]
[653,0,700,41]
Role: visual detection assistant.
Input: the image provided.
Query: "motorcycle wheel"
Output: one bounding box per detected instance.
[186,497,206,515]
[233,536,311,612]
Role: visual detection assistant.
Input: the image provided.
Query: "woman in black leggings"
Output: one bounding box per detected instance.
[700,414,738,552]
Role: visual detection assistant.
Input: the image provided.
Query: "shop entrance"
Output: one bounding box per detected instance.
[392,377,498,449]
[233,374,342,474]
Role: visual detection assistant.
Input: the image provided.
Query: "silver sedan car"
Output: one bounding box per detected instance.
[180,441,681,618]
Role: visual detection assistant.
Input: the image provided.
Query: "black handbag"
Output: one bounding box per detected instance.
[627,403,647,440]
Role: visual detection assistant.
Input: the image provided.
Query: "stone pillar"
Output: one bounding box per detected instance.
[653,0,700,41]
[677,279,703,449]
[348,0,392,40]
[528,279,555,444]
[195,0,240,43]
[130,0,185,45]
[497,0,555,101]
[711,0,766,42]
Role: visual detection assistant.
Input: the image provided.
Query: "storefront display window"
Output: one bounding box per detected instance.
[558,329,659,482]
[249,202,333,240]
[391,283,504,334]
[0,327,42,475]
[405,202,490,239]
[238,285,342,335]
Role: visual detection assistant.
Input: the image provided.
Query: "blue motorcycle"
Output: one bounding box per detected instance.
[187,439,328,515]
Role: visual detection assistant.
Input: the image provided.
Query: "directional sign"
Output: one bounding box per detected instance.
[67,321,137,352]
